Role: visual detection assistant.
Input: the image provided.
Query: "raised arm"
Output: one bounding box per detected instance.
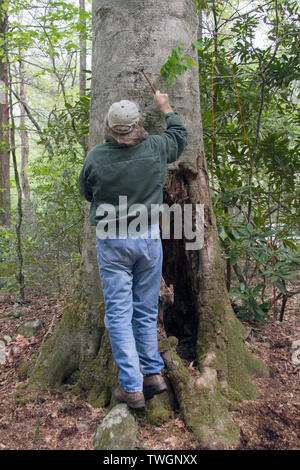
[152,91,188,163]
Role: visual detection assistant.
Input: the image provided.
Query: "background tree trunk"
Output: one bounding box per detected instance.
[79,0,88,154]
[25,0,268,448]
[0,0,10,225]
[18,50,30,203]
[79,0,87,97]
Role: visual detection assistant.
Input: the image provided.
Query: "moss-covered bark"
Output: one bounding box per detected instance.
[22,227,106,393]
[146,393,173,426]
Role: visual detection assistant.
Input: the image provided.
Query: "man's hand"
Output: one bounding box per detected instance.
[154,90,173,115]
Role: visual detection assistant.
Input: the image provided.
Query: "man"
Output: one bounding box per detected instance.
[78,91,187,409]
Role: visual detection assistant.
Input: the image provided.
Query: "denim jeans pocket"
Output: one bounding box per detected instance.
[97,238,128,264]
[146,236,161,264]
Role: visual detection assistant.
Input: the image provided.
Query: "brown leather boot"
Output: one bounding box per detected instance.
[112,386,145,410]
[143,374,167,400]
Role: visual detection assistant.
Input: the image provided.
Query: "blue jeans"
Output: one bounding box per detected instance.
[96,225,165,392]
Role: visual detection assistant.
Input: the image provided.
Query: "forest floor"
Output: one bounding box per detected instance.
[0,284,299,450]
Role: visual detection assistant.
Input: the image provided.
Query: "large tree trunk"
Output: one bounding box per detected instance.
[0,0,10,225]
[24,0,268,448]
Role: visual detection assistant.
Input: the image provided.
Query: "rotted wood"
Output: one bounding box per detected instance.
[161,163,202,361]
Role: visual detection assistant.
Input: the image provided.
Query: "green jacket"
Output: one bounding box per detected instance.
[78,112,187,227]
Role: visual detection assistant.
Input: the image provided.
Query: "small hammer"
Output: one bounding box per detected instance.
[140,69,157,94]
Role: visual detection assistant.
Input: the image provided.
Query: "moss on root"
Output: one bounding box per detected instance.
[186,274,270,447]
[189,382,240,447]
[245,347,269,378]
[197,292,269,404]
[145,392,172,426]
[221,309,268,401]
[25,300,85,391]
[24,293,106,395]
[162,340,241,448]
[14,381,37,406]
[18,352,38,381]
[70,330,118,409]
[158,335,178,354]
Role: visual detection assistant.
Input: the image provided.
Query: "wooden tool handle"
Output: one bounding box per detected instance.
[140,69,157,94]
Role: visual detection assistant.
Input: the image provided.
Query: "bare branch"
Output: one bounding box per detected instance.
[12,89,43,135]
